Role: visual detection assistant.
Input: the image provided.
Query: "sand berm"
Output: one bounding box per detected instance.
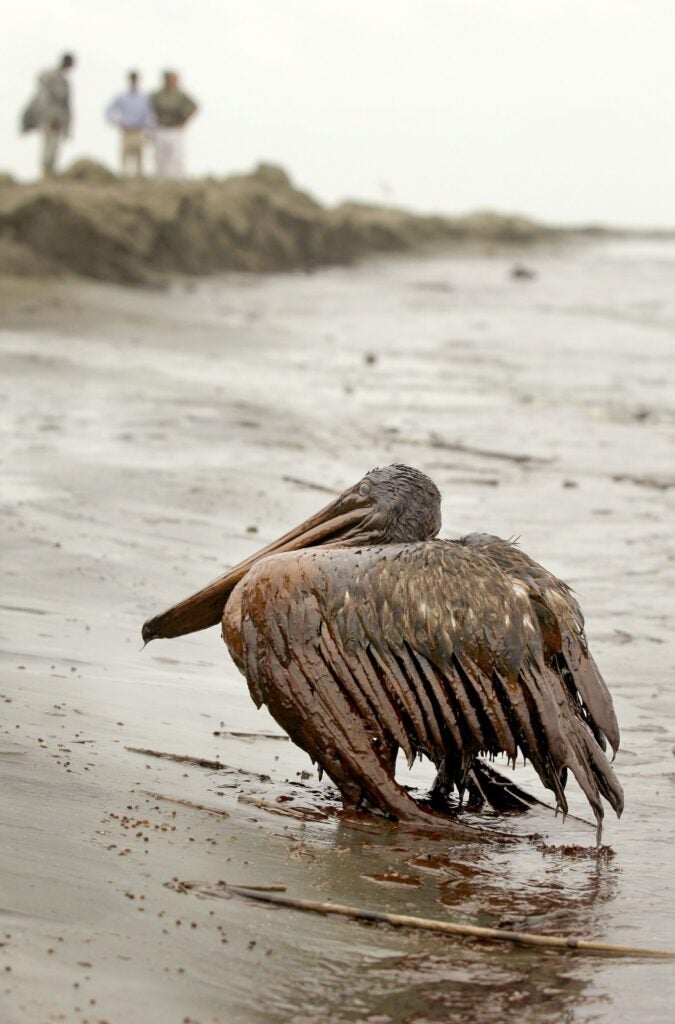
[0,159,571,285]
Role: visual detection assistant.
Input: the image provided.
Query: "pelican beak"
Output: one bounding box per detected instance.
[141,494,366,643]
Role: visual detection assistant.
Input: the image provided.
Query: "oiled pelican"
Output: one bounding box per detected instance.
[142,465,623,838]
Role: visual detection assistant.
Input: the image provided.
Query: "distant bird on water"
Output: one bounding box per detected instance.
[142,465,623,839]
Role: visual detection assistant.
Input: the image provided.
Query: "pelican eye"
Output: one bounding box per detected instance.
[358,481,372,497]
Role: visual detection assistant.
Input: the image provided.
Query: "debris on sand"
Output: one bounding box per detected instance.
[237,795,328,821]
[166,879,287,895]
[510,263,537,280]
[126,745,271,780]
[126,746,227,770]
[179,882,675,959]
[142,791,231,817]
[211,729,289,740]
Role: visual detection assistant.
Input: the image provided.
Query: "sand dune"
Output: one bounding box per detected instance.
[0,161,560,284]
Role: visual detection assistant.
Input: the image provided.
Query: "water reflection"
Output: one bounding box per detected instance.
[281,816,619,1024]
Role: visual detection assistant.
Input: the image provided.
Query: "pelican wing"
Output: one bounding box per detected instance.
[460,533,620,751]
[236,540,623,833]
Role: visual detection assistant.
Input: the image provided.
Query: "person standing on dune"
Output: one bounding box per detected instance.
[105,71,154,177]
[151,71,198,180]
[22,53,76,177]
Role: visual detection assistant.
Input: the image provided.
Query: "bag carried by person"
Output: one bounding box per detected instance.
[20,93,42,134]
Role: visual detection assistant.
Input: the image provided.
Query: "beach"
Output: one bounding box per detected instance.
[1,237,674,1023]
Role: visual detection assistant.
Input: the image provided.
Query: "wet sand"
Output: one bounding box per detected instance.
[1,239,674,1023]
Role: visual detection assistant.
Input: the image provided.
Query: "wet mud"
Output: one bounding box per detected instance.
[1,238,675,1022]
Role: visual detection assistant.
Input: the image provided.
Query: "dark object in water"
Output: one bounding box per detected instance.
[142,465,622,838]
[511,263,537,280]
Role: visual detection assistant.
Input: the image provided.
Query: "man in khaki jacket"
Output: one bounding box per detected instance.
[34,53,76,177]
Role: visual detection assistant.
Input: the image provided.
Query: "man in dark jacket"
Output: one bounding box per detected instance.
[151,71,198,179]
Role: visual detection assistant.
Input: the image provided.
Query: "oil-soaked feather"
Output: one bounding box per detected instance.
[323,619,414,763]
[463,533,619,752]
[397,643,446,756]
[408,649,465,753]
[233,539,622,834]
[461,654,518,758]
[317,626,389,753]
[353,648,415,766]
[367,643,436,756]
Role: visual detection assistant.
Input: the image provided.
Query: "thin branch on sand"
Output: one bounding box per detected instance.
[126,746,227,770]
[142,790,230,817]
[238,794,328,821]
[185,882,675,960]
[168,880,287,895]
[127,746,271,781]
[212,730,289,741]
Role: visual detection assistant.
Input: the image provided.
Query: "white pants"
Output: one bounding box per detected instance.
[154,127,185,179]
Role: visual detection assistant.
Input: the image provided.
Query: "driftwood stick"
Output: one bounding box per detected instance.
[212,730,289,741]
[126,746,227,770]
[238,794,328,821]
[127,746,272,780]
[204,884,675,960]
[172,880,287,895]
[142,790,230,817]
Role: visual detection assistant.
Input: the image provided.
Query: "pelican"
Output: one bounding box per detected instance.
[142,465,623,838]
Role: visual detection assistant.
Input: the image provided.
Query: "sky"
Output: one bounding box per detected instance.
[3,0,675,227]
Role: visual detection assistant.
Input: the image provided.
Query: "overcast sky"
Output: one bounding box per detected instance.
[3,0,675,226]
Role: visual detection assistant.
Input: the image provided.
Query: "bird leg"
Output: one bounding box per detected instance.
[428,757,461,812]
[431,757,537,814]
[470,760,538,812]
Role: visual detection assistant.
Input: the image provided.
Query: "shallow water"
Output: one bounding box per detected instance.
[1,239,674,1023]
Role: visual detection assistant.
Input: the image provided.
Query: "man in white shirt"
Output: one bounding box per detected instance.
[105,71,154,176]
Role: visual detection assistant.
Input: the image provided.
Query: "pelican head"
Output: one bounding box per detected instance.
[142,464,441,643]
